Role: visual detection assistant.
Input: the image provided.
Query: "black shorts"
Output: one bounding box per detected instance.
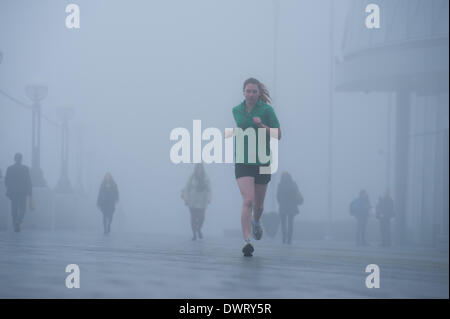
[235,164,271,185]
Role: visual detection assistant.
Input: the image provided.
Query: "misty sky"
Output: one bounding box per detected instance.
[0,0,396,234]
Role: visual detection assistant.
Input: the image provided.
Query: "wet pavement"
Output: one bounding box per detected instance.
[0,230,448,298]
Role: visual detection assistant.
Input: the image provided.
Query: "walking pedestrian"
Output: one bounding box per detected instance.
[4,153,33,232]
[277,172,303,244]
[97,172,119,234]
[376,190,395,247]
[181,163,211,240]
[350,189,371,246]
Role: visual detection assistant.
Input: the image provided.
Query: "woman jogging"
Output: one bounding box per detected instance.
[97,172,119,234]
[229,77,281,257]
[181,163,212,240]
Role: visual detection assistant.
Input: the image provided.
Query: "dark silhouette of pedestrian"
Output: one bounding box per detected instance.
[376,191,395,247]
[277,172,303,244]
[181,163,211,241]
[4,153,32,232]
[350,189,371,246]
[97,172,119,234]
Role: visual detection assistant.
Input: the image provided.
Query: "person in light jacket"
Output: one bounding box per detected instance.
[181,164,211,240]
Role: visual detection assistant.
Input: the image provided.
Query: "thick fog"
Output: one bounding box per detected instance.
[0,0,447,242]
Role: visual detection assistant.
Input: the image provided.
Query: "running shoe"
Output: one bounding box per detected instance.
[242,241,254,257]
[252,219,263,240]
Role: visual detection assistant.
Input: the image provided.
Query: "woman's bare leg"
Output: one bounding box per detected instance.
[254,183,268,222]
[237,177,255,240]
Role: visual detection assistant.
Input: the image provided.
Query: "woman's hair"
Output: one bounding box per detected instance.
[243,78,272,105]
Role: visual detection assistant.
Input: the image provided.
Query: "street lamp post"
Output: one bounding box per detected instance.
[25,85,48,187]
[56,107,74,193]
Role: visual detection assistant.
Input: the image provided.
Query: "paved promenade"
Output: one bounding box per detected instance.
[0,230,448,298]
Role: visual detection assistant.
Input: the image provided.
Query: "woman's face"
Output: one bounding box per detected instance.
[105,173,111,183]
[243,83,260,106]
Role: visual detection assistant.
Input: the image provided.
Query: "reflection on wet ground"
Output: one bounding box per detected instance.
[0,230,448,298]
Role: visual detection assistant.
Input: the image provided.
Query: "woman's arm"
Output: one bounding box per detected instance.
[252,117,281,140]
[224,128,236,139]
[260,124,281,140]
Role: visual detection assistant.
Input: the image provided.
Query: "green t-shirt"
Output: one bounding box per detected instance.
[232,99,280,166]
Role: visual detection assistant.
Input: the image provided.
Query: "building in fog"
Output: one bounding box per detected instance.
[335,0,449,247]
